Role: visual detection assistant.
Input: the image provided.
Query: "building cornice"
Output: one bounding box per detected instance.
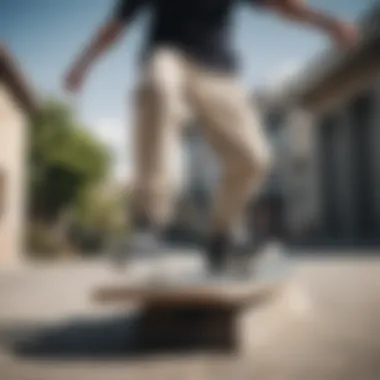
[256,5,380,111]
[0,44,38,114]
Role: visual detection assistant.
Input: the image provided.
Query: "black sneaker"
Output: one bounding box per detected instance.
[205,233,232,275]
[204,231,271,279]
[232,231,276,278]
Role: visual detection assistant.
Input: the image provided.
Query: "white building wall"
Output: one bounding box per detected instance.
[0,83,28,266]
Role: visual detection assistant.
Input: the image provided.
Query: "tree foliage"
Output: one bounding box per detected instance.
[29,99,110,222]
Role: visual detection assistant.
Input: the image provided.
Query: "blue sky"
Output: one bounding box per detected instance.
[0,0,375,180]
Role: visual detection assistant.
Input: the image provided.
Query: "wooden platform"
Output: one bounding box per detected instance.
[93,278,285,352]
[94,279,283,309]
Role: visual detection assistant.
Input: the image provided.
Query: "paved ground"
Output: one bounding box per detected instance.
[1,251,380,379]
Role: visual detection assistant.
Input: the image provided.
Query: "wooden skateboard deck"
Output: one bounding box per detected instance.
[93,276,284,309]
[95,243,292,309]
[92,246,292,352]
[92,276,287,352]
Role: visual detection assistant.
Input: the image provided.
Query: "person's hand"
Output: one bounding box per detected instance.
[330,21,359,51]
[64,64,87,93]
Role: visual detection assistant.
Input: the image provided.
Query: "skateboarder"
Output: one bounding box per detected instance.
[64,0,357,274]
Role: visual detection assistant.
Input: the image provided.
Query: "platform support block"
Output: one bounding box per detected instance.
[137,305,238,352]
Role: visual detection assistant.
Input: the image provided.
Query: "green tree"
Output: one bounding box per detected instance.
[29,99,110,222]
[28,99,112,256]
[71,184,131,253]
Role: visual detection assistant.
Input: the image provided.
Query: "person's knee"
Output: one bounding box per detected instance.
[257,145,273,180]
[136,74,185,126]
[242,144,273,183]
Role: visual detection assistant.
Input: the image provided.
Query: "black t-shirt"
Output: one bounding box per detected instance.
[113,0,263,72]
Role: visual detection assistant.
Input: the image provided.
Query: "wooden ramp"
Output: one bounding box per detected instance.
[93,277,286,352]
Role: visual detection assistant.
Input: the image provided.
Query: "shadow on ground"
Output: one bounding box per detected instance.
[0,312,234,361]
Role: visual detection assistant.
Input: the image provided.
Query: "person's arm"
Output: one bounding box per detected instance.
[263,0,358,49]
[64,0,146,92]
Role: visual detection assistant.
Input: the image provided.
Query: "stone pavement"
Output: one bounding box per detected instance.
[1,253,380,379]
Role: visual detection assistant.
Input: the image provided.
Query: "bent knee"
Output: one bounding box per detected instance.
[135,72,188,122]
[241,145,273,182]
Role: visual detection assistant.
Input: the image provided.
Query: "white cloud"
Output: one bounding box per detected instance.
[90,117,128,150]
[265,60,303,94]
[274,61,301,82]
[84,117,133,182]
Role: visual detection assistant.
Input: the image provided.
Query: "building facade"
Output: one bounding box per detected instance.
[176,125,220,240]
[245,97,290,241]
[274,4,380,246]
[0,46,36,266]
[182,4,380,247]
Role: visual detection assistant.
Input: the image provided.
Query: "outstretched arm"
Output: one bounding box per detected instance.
[64,0,146,93]
[64,20,125,92]
[263,0,358,49]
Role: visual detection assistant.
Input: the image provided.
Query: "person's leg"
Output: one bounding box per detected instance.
[131,48,188,236]
[189,70,272,272]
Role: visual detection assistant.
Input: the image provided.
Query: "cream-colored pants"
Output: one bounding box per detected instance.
[132,47,272,234]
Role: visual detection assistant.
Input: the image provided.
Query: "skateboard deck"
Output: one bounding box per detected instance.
[93,276,286,352]
[93,275,284,309]
[95,242,292,309]
[92,245,293,352]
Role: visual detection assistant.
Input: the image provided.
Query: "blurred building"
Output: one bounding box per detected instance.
[170,125,220,242]
[0,46,36,265]
[266,4,380,246]
[181,4,380,247]
[246,98,289,241]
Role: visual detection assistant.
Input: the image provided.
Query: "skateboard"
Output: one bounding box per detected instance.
[93,245,292,352]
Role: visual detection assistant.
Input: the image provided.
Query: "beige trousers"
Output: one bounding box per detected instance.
[132,47,272,234]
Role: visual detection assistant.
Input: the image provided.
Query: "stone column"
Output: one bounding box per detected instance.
[345,87,378,240]
[314,108,349,240]
[282,109,316,241]
[335,106,356,238]
[370,75,380,232]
